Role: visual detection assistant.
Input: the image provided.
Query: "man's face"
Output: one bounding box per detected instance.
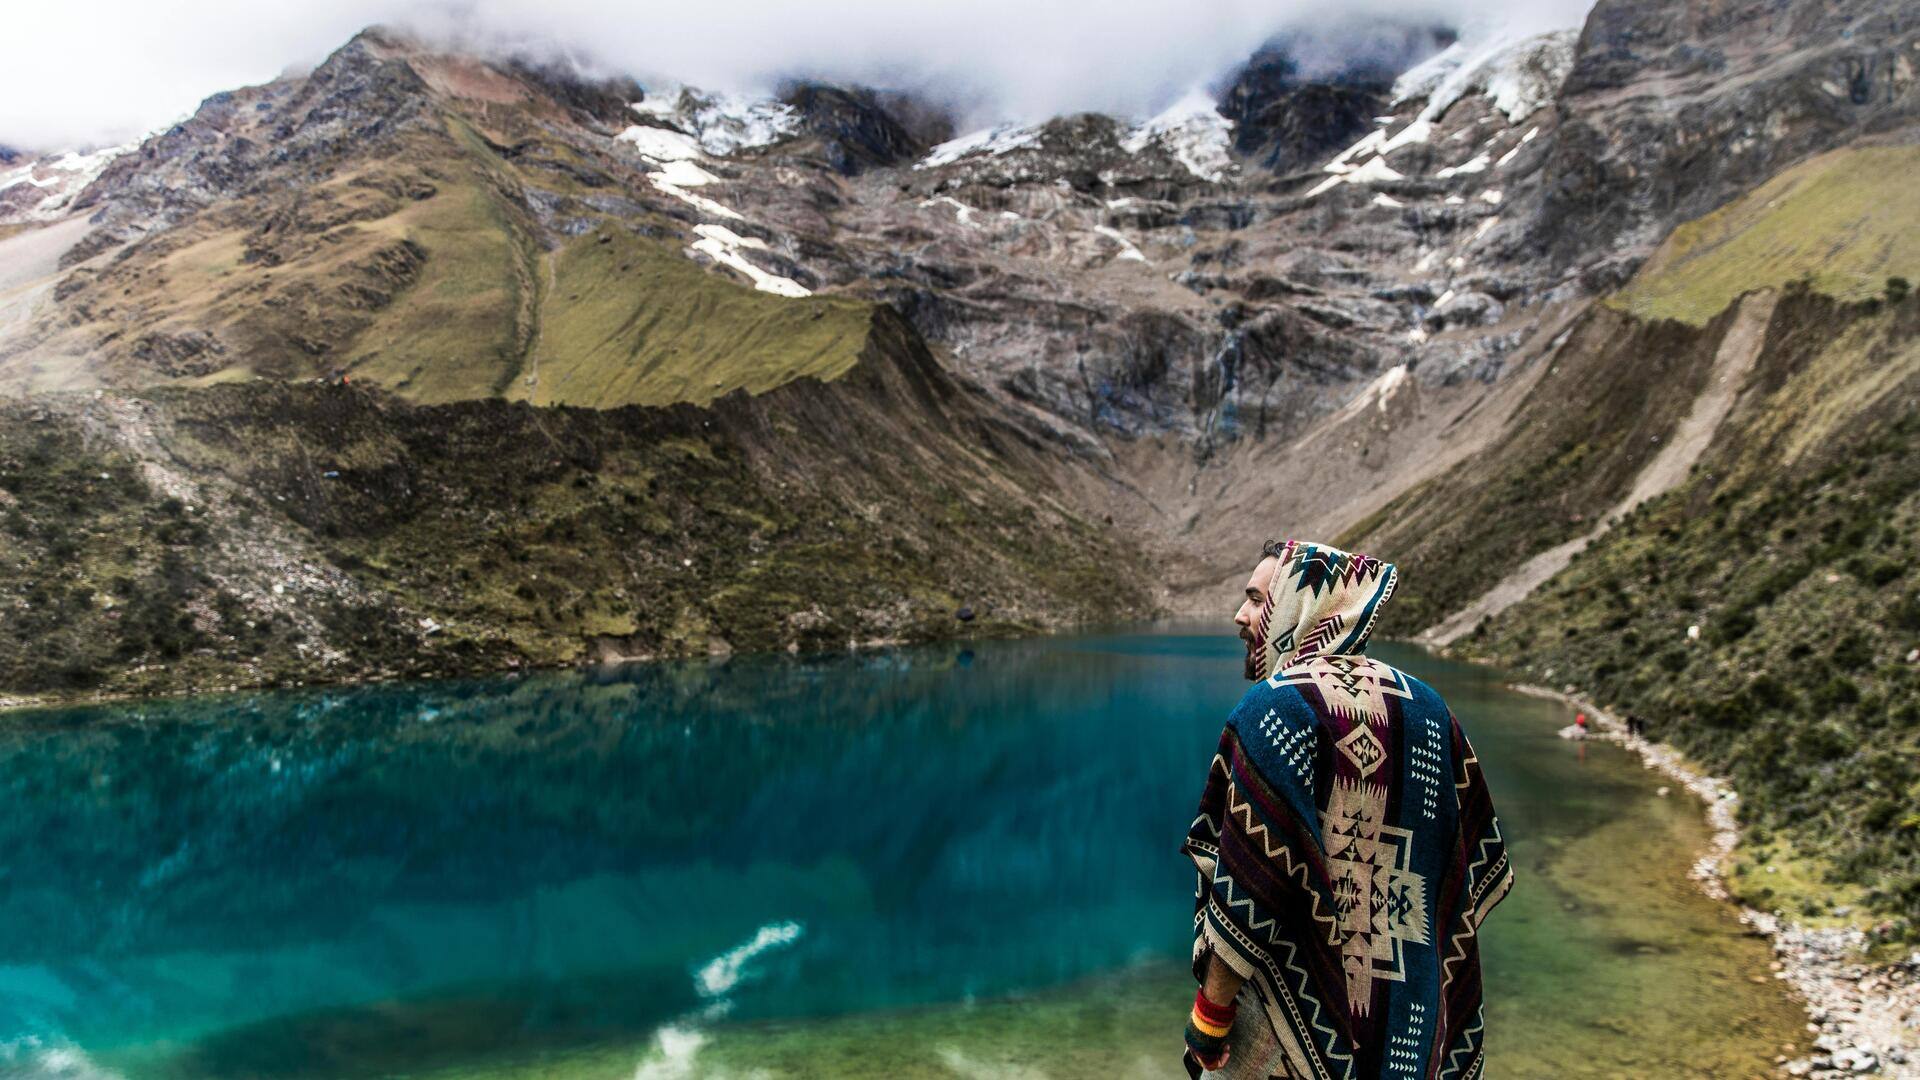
[1235,556,1279,681]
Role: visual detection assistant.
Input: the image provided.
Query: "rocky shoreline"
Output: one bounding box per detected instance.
[1514,684,1920,1078]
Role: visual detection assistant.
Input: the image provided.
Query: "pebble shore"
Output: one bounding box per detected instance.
[1514,685,1920,1078]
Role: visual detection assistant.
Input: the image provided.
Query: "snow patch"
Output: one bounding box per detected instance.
[1119,89,1233,182]
[1371,364,1409,411]
[650,159,722,188]
[1093,225,1147,262]
[918,124,1043,169]
[918,195,979,227]
[1479,189,1503,204]
[618,126,749,222]
[629,86,800,156]
[1391,29,1578,124]
[1322,128,1387,173]
[650,176,742,221]
[1306,155,1404,198]
[1372,193,1405,208]
[1436,153,1491,179]
[1330,364,1413,425]
[0,143,134,222]
[1376,118,1433,156]
[1494,126,1539,168]
[691,225,810,297]
[615,126,703,162]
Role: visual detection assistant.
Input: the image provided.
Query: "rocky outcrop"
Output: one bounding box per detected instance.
[1530,0,1920,270]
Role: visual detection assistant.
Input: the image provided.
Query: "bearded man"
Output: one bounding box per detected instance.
[1180,539,1513,1079]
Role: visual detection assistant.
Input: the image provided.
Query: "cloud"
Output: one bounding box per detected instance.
[0,0,1594,152]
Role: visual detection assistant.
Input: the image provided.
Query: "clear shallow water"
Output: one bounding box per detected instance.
[0,631,1802,1078]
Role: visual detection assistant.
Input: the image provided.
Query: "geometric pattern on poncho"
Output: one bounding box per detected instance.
[1183,540,1512,1080]
[1325,775,1432,1017]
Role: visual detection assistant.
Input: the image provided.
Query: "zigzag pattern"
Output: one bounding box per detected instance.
[1285,545,1388,596]
[1439,819,1509,996]
[1204,888,1356,1080]
[1439,1006,1486,1080]
[1225,780,1340,943]
[1295,612,1349,659]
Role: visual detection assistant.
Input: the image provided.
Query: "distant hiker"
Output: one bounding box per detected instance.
[1575,712,1588,733]
[1181,539,1513,1078]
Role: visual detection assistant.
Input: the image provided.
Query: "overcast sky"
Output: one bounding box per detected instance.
[0,0,1593,152]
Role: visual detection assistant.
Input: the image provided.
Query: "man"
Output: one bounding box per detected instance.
[1181,539,1513,1078]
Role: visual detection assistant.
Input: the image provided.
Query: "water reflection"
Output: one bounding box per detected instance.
[0,632,1804,1079]
[0,633,1245,1066]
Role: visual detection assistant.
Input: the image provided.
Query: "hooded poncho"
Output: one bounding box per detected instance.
[1184,540,1513,1079]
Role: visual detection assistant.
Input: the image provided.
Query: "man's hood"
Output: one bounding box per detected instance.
[1248,539,1398,680]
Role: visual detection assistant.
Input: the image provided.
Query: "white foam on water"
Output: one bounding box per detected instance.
[0,1037,127,1080]
[628,921,805,1079]
[695,920,805,998]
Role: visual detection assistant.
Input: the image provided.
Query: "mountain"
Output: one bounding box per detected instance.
[0,0,1916,925]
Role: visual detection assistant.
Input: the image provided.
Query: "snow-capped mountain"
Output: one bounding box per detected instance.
[0,0,1915,703]
[0,143,133,222]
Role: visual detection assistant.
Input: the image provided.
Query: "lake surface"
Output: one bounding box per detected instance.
[0,630,1803,1078]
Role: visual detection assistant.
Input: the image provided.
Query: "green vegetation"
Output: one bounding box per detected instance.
[520,228,874,407]
[1465,287,1920,935]
[1343,305,1726,635]
[1611,146,1920,325]
[0,351,1153,704]
[0,420,298,693]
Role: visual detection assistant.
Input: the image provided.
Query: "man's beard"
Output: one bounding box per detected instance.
[1242,631,1261,682]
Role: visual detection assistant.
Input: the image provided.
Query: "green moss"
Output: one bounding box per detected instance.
[0,355,1157,704]
[520,229,874,408]
[1465,291,1920,933]
[1611,146,1920,325]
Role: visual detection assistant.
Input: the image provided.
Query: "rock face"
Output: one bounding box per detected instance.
[1530,0,1920,273]
[0,0,1915,690]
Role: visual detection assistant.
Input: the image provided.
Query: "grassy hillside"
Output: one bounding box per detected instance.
[1610,145,1920,325]
[15,93,874,411]
[1464,287,1920,934]
[1340,304,1730,636]
[518,228,873,407]
[0,336,1154,704]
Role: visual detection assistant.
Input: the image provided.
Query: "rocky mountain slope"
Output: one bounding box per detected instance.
[0,0,1917,927]
[0,316,1150,700]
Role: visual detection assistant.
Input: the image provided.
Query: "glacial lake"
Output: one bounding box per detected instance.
[0,629,1803,1078]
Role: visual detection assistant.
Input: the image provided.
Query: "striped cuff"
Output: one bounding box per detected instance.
[1185,988,1235,1065]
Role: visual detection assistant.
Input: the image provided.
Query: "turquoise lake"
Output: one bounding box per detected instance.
[0,630,1803,1078]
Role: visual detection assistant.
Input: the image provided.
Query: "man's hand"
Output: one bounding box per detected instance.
[1185,985,1236,1071]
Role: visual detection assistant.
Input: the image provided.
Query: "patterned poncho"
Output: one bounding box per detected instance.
[1184,540,1513,1080]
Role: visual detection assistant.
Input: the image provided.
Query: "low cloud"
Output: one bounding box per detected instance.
[0,0,1593,152]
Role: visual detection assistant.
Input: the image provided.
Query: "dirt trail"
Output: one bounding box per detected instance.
[0,217,92,340]
[1420,289,1779,647]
